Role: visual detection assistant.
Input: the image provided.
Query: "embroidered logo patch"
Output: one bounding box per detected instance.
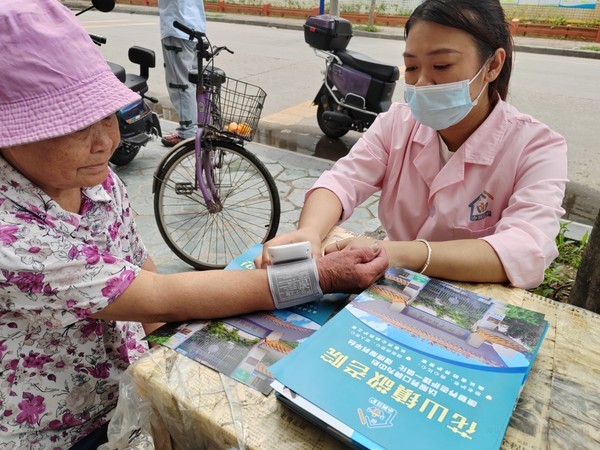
[468,190,494,222]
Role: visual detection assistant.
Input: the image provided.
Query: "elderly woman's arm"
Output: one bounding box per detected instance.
[90,246,388,323]
[138,256,166,336]
[96,268,274,322]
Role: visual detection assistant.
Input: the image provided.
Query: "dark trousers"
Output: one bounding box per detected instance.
[68,422,109,450]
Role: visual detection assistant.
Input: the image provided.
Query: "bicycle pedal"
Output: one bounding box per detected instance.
[175,182,194,195]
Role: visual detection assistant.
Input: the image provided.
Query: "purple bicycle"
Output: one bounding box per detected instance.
[153,22,280,270]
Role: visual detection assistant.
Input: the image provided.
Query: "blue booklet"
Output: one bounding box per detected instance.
[146,244,349,394]
[270,267,548,449]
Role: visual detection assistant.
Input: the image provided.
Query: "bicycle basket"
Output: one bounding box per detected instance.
[211,77,267,142]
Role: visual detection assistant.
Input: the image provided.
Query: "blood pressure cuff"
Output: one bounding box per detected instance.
[267,258,323,309]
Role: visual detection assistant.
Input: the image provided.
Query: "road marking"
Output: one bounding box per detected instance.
[261,100,316,126]
[80,19,130,24]
[83,22,158,29]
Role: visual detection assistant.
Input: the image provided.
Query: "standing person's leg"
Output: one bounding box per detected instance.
[161,36,198,147]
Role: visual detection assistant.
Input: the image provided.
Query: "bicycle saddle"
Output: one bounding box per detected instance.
[335,49,400,83]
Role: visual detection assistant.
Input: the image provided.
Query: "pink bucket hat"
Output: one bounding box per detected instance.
[0,0,140,148]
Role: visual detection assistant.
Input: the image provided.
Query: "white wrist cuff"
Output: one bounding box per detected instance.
[267,258,323,309]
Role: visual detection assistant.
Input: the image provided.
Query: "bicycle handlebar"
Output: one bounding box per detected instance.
[172,21,234,87]
[89,33,106,46]
[212,46,234,58]
[173,20,205,41]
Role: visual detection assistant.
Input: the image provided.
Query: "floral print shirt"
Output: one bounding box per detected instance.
[0,156,149,449]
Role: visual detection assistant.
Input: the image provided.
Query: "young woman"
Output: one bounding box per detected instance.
[257,0,567,290]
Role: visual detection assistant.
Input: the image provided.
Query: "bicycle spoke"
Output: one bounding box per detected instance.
[154,142,280,269]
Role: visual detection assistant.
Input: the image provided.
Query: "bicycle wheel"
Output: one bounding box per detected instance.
[154,140,280,270]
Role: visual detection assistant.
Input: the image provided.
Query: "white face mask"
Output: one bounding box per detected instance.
[404,64,488,130]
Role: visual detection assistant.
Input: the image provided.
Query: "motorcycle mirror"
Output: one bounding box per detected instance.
[92,0,115,12]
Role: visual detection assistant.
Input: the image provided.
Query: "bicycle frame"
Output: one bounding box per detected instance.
[194,80,222,213]
[174,26,230,215]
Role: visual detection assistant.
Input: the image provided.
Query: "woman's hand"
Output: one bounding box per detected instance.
[323,236,382,255]
[254,228,322,268]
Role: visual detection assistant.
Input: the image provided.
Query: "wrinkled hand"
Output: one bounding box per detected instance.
[254,229,322,268]
[317,244,389,294]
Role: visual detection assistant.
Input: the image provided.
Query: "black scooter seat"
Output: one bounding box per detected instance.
[108,62,148,95]
[124,74,148,95]
[335,49,400,83]
[108,62,126,83]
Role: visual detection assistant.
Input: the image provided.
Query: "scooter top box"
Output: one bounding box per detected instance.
[304,15,353,51]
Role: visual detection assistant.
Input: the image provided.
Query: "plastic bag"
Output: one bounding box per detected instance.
[100,344,347,449]
[98,345,244,450]
[98,348,173,450]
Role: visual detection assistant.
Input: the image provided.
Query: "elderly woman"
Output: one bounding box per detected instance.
[0,1,388,448]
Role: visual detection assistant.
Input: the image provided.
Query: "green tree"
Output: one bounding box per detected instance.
[502,304,546,348]
[504,304,545,325]
[205,321,261,347]
[368,0,377,27]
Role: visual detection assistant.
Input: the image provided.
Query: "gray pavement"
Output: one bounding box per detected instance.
[86,3,594,271]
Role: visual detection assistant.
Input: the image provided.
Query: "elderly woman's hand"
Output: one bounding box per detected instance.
[317,244,388,294]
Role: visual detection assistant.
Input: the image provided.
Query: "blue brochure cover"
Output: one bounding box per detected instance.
[146,244,349,394]
[270,267,548,449]
[225,243,263,271]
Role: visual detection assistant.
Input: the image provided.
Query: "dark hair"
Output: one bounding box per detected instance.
[405,0,513,101]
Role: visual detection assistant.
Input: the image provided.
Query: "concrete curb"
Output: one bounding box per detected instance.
[513,45,600,59]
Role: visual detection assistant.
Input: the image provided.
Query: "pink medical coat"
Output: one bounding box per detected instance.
[310,100,568,289]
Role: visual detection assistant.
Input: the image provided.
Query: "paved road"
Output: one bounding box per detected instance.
[74,5,600,227]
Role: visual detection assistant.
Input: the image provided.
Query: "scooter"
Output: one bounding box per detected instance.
[77,0,161,166]
[304,15,400,139]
